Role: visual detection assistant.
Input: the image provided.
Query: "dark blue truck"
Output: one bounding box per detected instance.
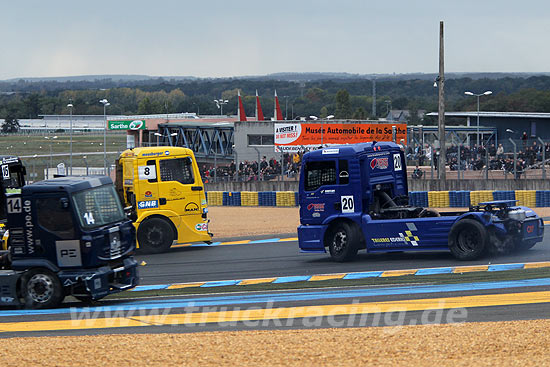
[298,142,544,261]
[0,175,138,308]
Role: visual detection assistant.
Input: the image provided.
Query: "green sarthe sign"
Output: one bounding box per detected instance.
[108,120,146,130]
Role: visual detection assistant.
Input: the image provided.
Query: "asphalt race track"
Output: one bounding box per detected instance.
[135,233,550,285]
[3,281,550,337]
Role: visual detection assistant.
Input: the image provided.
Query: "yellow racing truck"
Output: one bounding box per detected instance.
[115,147,212,253]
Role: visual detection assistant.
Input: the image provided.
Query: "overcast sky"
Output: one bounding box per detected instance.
[1,0,549,80]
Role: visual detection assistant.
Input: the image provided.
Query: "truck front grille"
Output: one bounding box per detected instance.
[109,231,123,259]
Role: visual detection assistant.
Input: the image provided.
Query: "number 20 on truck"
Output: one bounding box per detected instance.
[115,147,212,253]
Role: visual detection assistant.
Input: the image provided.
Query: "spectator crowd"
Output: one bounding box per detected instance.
[201,152,303,182]
[406,134,550,178]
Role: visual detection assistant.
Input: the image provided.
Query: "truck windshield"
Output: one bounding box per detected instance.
[72,185,126,229]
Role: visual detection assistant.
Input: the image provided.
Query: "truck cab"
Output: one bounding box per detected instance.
[298,142,544,262]
[115,147,212,253]
[0,176,138,308]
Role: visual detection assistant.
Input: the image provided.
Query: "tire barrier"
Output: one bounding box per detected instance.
[276,191,296,207]
[206,191,299,207]
[536,191,550,207]
[515,190,536,207]
[470,190,494,206]
[241,191,259,206]
[205,190,548,207]
[428,191,450,208]
[409,191,429,207]
[449,191,470,208]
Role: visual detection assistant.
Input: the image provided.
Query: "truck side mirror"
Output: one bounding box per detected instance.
[59,197,69,209]
[124,206,137,221]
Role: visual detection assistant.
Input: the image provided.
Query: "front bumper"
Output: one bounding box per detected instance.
[298,224,327,253]
[61,257,139,300]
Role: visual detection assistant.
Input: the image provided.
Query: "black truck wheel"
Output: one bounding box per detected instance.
[137,217,175,254]
[21,268,64,309]
[327,222,360,262]
[449,219,488,260]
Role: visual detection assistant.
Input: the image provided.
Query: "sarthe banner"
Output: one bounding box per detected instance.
[274,123,407,148]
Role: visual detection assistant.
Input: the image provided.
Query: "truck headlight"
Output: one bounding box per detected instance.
[508,209,526,221]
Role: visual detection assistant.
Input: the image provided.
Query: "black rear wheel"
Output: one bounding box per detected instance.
[20,268,64,309]
[137,217,175,254]
[449,219,488,260]
[327,222,360,262]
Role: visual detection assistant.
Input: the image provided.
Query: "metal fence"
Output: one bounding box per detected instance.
[407,137,550,181]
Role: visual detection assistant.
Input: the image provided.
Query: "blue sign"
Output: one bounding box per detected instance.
[138,200,159,209]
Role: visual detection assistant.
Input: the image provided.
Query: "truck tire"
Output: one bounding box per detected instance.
[20,268,64,309]
[137,217,175,254]
[449,219,488,260]
[327,222,360,262]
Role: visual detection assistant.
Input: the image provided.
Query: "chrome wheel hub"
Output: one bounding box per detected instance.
[27,274,54,303]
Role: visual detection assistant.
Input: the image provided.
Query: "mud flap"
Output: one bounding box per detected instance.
[0,270,21,306]
[83,267,111,300]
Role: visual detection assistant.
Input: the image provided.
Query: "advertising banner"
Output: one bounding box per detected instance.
[108,120,146,130]
[274,123,407,150]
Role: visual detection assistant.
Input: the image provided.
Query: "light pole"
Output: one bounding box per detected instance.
[310,115,320,145]
[44,136,58,179]
[464,90,492,147]
[83,156,89,176]
[32,154,37,183]
[323,115,335,146]
[213,98,229,116]
[154,132,162,147]
[67,102,73,175]
[100,99,110,175]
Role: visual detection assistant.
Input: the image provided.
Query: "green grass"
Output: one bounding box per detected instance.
[0,132,127,180]
[107,267,550,300]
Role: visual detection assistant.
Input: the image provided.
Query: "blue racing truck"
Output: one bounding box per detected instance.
[298,142,544,261]
[0,175,139,308]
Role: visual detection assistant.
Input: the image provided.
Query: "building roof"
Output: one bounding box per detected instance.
[425,111,550,119]
[158,121,235,128]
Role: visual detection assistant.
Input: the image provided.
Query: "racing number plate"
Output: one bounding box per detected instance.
[522,220,539,239]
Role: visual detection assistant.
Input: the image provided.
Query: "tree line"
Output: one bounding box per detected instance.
[2,75,550,125]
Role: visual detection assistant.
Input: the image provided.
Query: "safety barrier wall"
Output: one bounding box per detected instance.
[207,190,550,208]
[207,191,298,207]
[409,190,543,208]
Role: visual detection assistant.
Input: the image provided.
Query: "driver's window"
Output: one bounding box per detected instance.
[36,197,75,239]
[159,157,195,185]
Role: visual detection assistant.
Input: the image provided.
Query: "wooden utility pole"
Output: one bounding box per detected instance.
[438,21,446,184]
